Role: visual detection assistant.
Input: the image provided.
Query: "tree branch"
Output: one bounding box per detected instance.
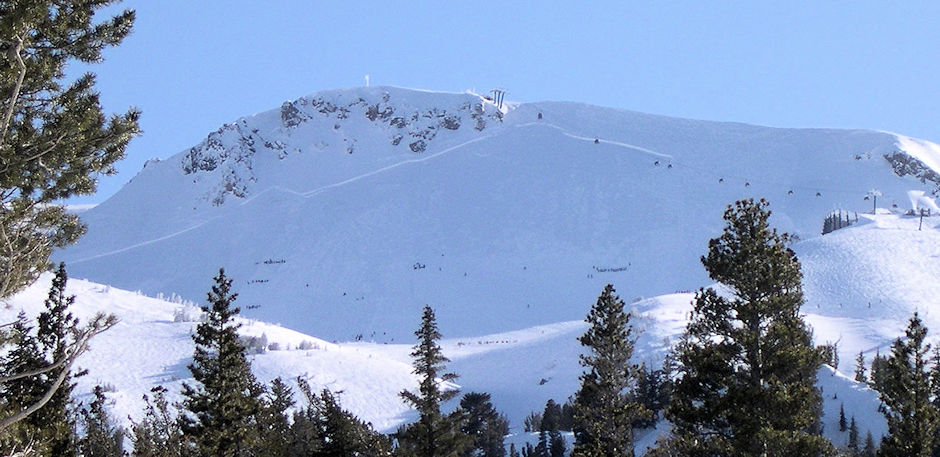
[0,35,27,146]
[0,312,117,432]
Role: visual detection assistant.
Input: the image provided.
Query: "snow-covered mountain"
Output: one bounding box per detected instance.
[56,86,940,345]
[33,86,940,450]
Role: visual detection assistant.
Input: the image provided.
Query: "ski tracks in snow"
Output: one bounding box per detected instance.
[68,135,495,264]
[69,121,670,264]
[514,121,673,159]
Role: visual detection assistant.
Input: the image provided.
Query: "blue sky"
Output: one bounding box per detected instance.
[75,1,940,204]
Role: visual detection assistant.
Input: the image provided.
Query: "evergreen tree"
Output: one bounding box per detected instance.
[855,352,868,383]
[256,377,294,457]
[634,362,671,428]
[877,313,938,457]
[0,0,140,299]
[534,400,565,457]
[398,305,467,457]
[572,284,646,457]
[660,198,834,456]
[0,312,48,452]
[870,351,888,393]
[78,385,124,457]
[291,377,391,457]
[0,264,103,455]
[319,388,392,457]
[129,386,184,457]
[847,417,859,456]
[35,263,81,455]
[862,432,876,457]
[179,268,264,457]
[509,443,519,457]
[459,392,509,457]
[839,404,847,432]
[0,265,116,447]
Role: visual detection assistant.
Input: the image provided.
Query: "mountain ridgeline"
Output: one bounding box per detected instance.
[57,86,940,341]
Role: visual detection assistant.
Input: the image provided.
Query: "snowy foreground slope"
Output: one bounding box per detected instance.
[16,212,940,450]
[57,86,940,343]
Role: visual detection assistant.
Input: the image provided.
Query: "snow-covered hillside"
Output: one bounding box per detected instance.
[17,210,940,450]
[56,86,940,343]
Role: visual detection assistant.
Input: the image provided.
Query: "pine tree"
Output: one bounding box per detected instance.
[870,350,888,393]
[877,313,938,457]
[847,417,859,456]
[862,432,876,457]
[256,377,294,457]
[398,305,467,457]
[35,263,81,455]
[459,392,509,457]
[319,388,392,457]
[129,386,184,457]
[179,268,264,457]
[291,377,391,457]
[0,0,140,299]
[634,362,671,428]
[0,312,48,452]
[572,284,646,457]
[839,404,847,432]
[660,198,834,456]
[78,385,124,457]
[855,352,868,383]
[0,264,116,445]
[0,264,93,455]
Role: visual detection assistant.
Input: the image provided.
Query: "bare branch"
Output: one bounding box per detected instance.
[0,35,27,145]
[0,312,117,432]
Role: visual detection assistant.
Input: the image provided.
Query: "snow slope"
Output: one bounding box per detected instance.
[56,86,940,343]
[18,208,938,450]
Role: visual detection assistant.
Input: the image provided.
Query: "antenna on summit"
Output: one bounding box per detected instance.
[365,75,370,87]
[490,88,506,110]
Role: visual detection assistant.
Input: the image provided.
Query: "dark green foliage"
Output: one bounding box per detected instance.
[559,401,575,432]
[839,404,847,432]
[398,305,468,457]
[572,284,646,457]
[257,377,294,457]
[0,264,83,455]
[847,417,859,456]
[862,432,876,457]
[877,313,938,457]
[523,412,542,433]
[855,352,868,383]
[179,268,264,457]
[129,386,185,457]
[869,351,888,393]
[459,392,508,457]
[0,0,140,299]
[819,341,840,369]
[35,263,80,456]
[509,443,519,457]
[78,385,124,457]
[534,400,565,457]
[294,377,392,457]
[634,362,672,428]
[660,199,834,456]
[0,312,49,452]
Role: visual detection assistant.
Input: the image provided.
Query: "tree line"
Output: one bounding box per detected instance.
[7,198,936,457]
[2,1,938,456]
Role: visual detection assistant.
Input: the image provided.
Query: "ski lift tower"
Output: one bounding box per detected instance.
[490,88,506,110]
